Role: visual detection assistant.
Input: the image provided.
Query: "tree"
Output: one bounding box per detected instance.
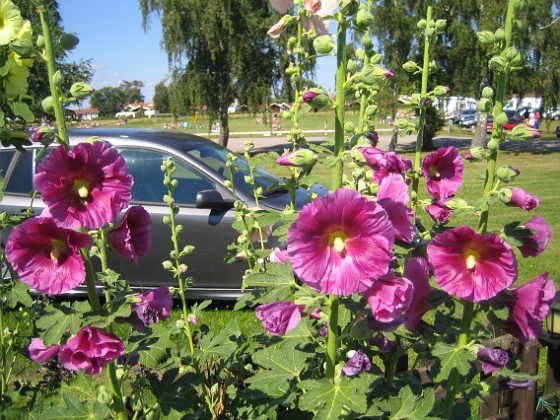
[153,80,170,113]
[140,0,280,147]
[90,86,125,117]
[118,80,144,104]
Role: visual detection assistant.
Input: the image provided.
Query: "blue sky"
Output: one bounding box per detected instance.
[58,0,336,106]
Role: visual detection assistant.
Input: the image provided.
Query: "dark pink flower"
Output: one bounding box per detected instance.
[35,142,133,229]
[505,272,556,343]
[127,286,173,332]
[6,217,93,294]
[531,130,542,139]
[369,335,394,353]
[500,187,539,211]
[403,257,432,329]
[424,200,451,224]
[377,173,415,243]
[427,226,517,302]
[366,131,379,146]
[269,247,289,264]
[365,272,413,324]
[287,188,394,295]
[518,216,552,257]
[477,347,509,375]
[109,206,151,263]
[29,338,60,363]
[255,301,304,335]
[309,308,322,320]
[342,350,371,377]
[58,326,125,375]
[422,146,464,199]
[359,147,412,183]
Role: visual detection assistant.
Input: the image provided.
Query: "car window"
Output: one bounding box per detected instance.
[5,150,34,194]
[118,148,216,205]
[0,151,15,180]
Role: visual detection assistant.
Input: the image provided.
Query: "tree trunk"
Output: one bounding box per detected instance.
[471,113,488,148]
[218,105,229,148]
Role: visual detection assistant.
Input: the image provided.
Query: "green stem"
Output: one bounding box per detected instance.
[332,16,347,191]
[37,2,68,145]
[443,301,474,418]
[386,342,401,388]
[326,294,339,383]
[357,0,374,134]
[0,298,6,406]
[81,249,101,311]
[106,362,128,420]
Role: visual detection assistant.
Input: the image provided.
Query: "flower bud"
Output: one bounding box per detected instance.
[41,96,54,114]
[394,118,409,129]
[282,110,291,119]
[494,28,506,43]
[420,97,432,108]
[70,82,94,99]
[59,33,80,50]
[338,0,360,16]
[370,54,382,65]
[97,385,112,404]
[347,58,357,72]
[361,64,393,85]
[365,105,377,116]
[496,166,520,183]
[361,34,373,48]
[313,35,334,54]
[478,98,491,113]
[481,87,494,98]
[488,55,507,72]
[366,130,379,145]
[36,35,45,48]
[435,19,447,31]
[276,149,317,167]
[499,187,539,211]
[302,88,330,108]
[494,112,508,127]
[428,60,438,72]
[344,121,355,133]
[433,85,451,96]
[402,61,418,73]
[507,124,538,141]
[465,147,487,161]
[355,48,365,60]
[477,31,495,45]
[417,19,427,30]
[356,10,374,28]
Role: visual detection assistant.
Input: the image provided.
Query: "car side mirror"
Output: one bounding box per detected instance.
[195,189,234,210]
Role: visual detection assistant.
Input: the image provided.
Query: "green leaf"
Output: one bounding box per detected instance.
[298,378,368,419]
[390,387,436,419]
[4,280,33,308]
[252,341,309,375]
[243,262,296,288]
[136,322,173,369]
[253,209,282,227]
[148,368,197,415]
[36,302,88,345]
[10,101,34,122]
[431,342,476,382]
[40,390,106,420]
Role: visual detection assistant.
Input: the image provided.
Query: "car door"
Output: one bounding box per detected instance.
[116,147,246,299]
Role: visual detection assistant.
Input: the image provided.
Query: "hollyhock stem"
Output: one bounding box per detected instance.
[357,0,374,134]
[326,294,339,383]
[81,249,101,311]
[333,16,347,191]
[411,4,433,213]
[37,2,68,145]
[443,301,474,418]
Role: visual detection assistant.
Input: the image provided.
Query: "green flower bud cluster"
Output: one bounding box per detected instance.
[338,0,359,16]
[313,35,335,54]
[355,9,374,30]
[70,82,94,99]
[496,166,520,183]
[478,98,492,113]
[481,87,494,99]
[402,61,419,73]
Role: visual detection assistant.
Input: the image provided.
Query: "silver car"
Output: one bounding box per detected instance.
[0,128,326,300]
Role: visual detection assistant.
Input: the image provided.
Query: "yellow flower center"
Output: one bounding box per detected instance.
[50,239,68,260]
[428,165,441,180]
[329,231,348,256]
[73,179,91,199]
[464,250,480,271]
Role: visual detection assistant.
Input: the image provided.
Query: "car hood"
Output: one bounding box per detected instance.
[259,183,329,211]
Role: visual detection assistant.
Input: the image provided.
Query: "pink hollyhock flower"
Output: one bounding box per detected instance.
[342,350,371,377]
[477,347,509,375]
[505,272,556,343]
[422,146,464,199]
[309,308,322,320]
[35,142,133,229]
[6,217,93,294]
[424,200,451,224]
[403,257,432,329]
[359,147,412,183]
[366,130,379,146]
[427,226,517,302]
[377,173,415,243]
[58,326,124,375]
[518,216,552,257]
[267,15,290,38]
[287,188,394,295]
[268,0,336,36]
[127,286,173,332]
[500,187,539,211]
[365,272,413,324]
[269,247,289,264]
[255,301,305,335]
[109,206,151,263]
[29,338,60,363]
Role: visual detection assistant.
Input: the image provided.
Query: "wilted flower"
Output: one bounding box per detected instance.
[109,206,151,263]
[255,301,305,335]
[287,188,394,296]
[369,335,394,353]
[366,130,379,146]
[29,338,60,363]
[517,216,552,257]
[6,217,93,294]
[342,350,371,377]
[505,272,556,343]
[499,187,539,211]
[365,272,413,324]
[359,147,412,183]
[58,326,125,375]
[422,146,464,199]
[427,226,517,302]
[377,173,415,243]
[126,286,173,332]
[403,257,432,329]
[477,347,509,375]
[267,15,291,38]
[35,142,133,229]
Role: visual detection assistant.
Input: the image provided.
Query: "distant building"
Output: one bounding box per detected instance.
[116,102,159,118]
[69,107,100,120]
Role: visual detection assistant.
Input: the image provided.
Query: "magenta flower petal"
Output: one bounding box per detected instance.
[269,247,289,264]
[477,347,509,375]
[6,217,93,294]
[126,286,173,332]
[422,146,464,199]
[403,257,432,329]
[288,188,395,296]
[505,272,556,343]
[377,173,415,243]
[365,272,413,324]
[424,200,451,224]
[109,206,151,263]
[342,350,371,377]
[427,226,517,302]
[35,142,133,229]
[503,187,539,211]
[518,216,552,257]
[58,326,124,375]
[359,147,412,183]
[29,338,60,363]
[255,301,304,335]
